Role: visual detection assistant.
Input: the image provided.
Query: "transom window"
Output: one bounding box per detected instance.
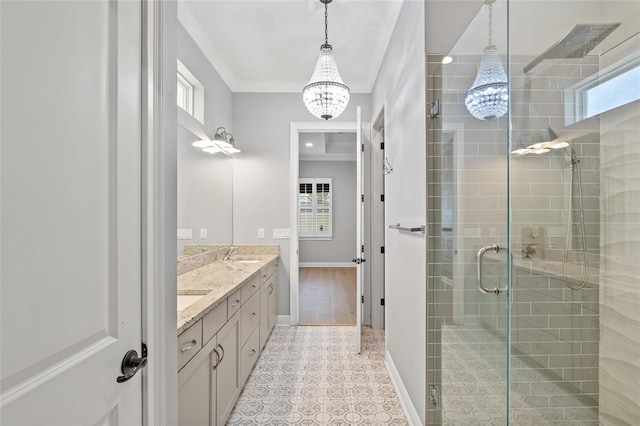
[177,71,194,115]
[299,178,332,239]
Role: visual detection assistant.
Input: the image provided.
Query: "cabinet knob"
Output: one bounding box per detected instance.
[250,349,256,356]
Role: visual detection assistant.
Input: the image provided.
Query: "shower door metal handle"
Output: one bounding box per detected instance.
[477,244,501,295]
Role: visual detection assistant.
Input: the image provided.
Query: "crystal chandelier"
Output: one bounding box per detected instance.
[303,0,350,120]
[464,0,508,120]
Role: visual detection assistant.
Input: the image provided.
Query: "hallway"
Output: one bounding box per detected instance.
[228,326,407,425]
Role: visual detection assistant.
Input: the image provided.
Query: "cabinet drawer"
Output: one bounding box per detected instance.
[178,320,202,371]
[203,301,227,345]
[241,274,260,304]
[241,291,260,345]
[259,261,278,285]
[240,327,260,384]
[227,288,242,320]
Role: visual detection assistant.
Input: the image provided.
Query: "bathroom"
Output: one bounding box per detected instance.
[1,0,639,425]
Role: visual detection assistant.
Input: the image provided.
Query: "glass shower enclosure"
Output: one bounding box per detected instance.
[426,0,640,424]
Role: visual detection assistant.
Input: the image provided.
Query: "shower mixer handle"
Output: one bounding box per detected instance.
[477,244,504,296]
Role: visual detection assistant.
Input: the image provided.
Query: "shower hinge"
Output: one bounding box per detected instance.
[361,194,364,202]
[361,143,365,152]
[429,384,440,407]
[430,97,440,118]
[380,142,384,150]
[380,298,385,306]
[380,246,384,254]
[361,244,365,253]
[380,194,385,202]
[361,295,364,303]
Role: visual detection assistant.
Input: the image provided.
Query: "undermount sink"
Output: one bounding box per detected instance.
[232,259,261,264]
[177,294,205,311]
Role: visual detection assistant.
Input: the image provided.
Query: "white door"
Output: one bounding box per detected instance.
[1,1,144,424]
[355,107,364,353]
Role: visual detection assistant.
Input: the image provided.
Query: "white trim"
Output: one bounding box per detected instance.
[299,262,356,268]
[142,1,177,425]
[385,351,422,426]
[276,315,291,326]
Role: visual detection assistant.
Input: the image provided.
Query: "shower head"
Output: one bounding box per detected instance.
[524,23,620,73]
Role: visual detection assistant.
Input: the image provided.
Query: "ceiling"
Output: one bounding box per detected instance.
[299,132,357,161]
[178,0,404,93]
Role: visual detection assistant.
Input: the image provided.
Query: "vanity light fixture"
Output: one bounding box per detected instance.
[511,128,569,156]
[302,0,350,120]
[192,127,241,155]
[464,0,508,120]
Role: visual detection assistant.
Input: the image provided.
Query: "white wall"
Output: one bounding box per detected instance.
[177,23,234,254]
[232,93,371,317]
[371,0,426,423]
[299,160,357,264]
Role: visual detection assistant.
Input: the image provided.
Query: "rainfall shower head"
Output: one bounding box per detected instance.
[524,23,620,73]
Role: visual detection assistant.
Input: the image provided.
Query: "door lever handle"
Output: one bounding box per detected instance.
[116,343,147,383]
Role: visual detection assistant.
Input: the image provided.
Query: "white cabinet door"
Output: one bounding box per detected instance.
[268,280,278,331]
[260,282,270,350]
[178,344,212,426]
[216,312,241,425]
[0,1,144,424]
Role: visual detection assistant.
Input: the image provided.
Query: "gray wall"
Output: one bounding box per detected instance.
[370,0,426,422]
[299,161,357,263]
[232,93,371,318]
[177,23,234,254]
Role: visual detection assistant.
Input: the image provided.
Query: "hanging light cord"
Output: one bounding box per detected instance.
[324,1,329,46]
[488,1,493,46]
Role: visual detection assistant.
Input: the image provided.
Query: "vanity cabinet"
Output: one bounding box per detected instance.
[177,259,278,426]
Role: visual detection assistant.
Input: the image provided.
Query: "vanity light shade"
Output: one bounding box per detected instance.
[303,45,350,120]
[464,45,509,120]
[192,139,213,148]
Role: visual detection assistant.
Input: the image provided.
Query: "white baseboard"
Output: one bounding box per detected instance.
[299,262,355,268]
[276,315,290,326]
[385,351,422,426]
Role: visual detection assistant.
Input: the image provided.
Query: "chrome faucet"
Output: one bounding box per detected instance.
[223,246,236,261]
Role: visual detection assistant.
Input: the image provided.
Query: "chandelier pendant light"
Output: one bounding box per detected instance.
[464,0,508,120]
[303,0,350,120]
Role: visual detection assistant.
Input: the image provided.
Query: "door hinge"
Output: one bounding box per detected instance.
[429,384,440,407]
[361,194,364,202]
[361,295,364,303]
[380,298,385,306]
[380,246,385,254]
[361,244,365,253]
[361,143,365,152]
[380,142,384,150]
[380,194,385,202]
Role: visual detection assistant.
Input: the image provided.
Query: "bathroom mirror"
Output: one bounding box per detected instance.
[177,124,233,256]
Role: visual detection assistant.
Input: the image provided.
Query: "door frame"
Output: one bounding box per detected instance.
[289,121,370,326]
[142,1,177,425]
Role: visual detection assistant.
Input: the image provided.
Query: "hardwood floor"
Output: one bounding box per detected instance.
[299,267,356,325]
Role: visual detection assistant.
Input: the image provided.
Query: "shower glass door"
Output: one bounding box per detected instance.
[426,0,510,423]
[428,0,640,424]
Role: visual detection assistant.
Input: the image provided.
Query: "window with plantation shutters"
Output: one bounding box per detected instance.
[299,178,332,239]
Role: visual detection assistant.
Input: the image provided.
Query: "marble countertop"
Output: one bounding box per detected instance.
[177,253,278,335]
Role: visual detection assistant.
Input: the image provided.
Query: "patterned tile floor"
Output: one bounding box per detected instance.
[227,326,408,425]
[442,324,598,425]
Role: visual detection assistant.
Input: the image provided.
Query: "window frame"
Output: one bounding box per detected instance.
[176,71,194,115]
[298,178,333,240]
